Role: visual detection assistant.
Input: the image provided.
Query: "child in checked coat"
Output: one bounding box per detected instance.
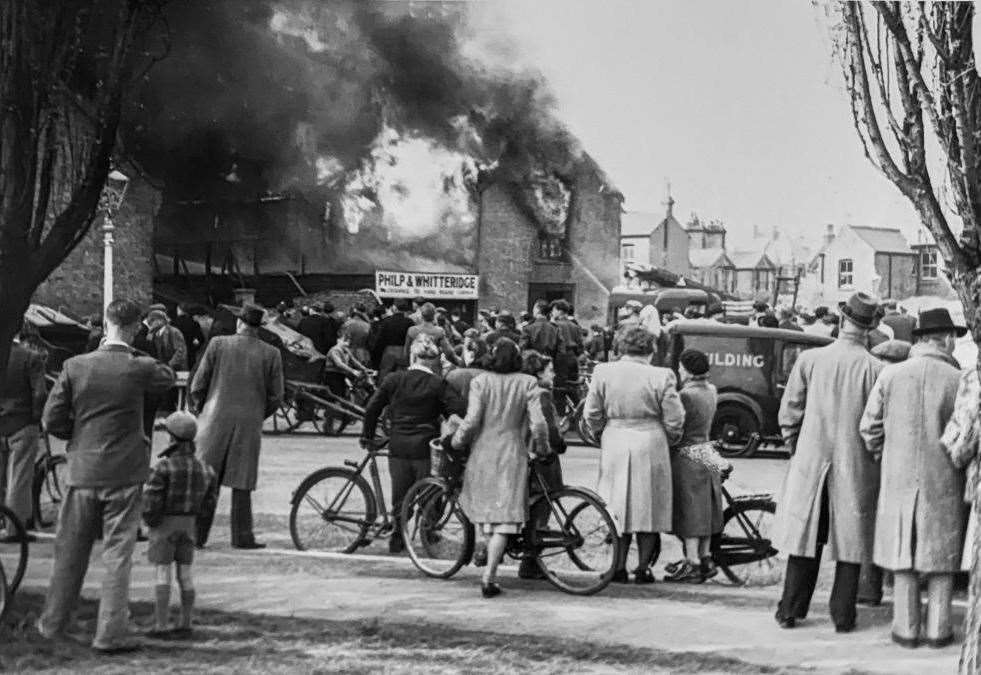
[143,411,216,638]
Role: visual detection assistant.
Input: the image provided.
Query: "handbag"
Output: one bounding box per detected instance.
[677,440,732,480]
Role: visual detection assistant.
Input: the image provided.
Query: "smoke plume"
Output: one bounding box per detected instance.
[129,0,579,269]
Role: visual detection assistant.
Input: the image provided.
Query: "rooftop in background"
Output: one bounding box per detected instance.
[849,226,913,254]
[688,247,730,268]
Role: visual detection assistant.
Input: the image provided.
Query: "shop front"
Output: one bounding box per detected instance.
[375,270,480,324]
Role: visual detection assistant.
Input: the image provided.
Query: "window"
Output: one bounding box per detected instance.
[920,249,938,280]
[621,243,636,262]
[538,235,566,261]
[838,258,854,288]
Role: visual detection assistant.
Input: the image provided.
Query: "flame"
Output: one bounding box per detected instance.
[337,125,477,238]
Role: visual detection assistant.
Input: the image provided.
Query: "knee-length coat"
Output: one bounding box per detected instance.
[452,371,549,524]
[584,356,685,534]
[190,330,284,490]
[774,334,883,563]
[860,343,965,573]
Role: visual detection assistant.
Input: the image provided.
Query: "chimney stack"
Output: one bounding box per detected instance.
[824,224,835,246]
[664,180,674,218]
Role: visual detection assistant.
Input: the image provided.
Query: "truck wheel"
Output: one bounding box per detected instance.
[712,405,760,458]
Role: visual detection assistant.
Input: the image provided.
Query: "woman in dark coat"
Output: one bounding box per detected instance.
[665,349,722,583]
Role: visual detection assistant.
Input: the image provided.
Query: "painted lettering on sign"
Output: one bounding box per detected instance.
[375,270,480,300]
[708,352,765,368]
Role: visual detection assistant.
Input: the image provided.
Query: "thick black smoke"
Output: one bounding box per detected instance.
[124,0,577,204]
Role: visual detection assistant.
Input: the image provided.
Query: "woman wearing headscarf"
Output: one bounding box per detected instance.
[584,326,685,583]
[664,349,722,583]
[452,338,550,597]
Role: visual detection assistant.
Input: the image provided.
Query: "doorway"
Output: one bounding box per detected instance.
[527,283,575,313]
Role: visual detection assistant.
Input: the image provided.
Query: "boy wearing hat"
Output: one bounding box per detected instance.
[143,411,216,638]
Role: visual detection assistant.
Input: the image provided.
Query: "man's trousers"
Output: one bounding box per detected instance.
[776,484,863,630]
[39,485,142,649]
[892,571,954,642]
[389,457,430,547]
[0,424,40,526]
[195,454,257,548]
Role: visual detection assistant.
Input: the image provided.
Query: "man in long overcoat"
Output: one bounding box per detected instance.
[191,305,283,548]
[860,307,966,648]
[774,292,884,632]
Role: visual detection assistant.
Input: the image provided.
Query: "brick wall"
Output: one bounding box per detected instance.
[33,177,158,318]
[874,253,916,300]
[475,160,622,326]
[476,183,536,312]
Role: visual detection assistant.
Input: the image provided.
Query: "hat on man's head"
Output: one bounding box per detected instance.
[146,309,168,324]
[148,303,167,313]
[840,292,880,329]
[871,339,912,363]
[679,348,710,376]
[162,411,197,442]
[233,304,265,327]
[913,307,967,337]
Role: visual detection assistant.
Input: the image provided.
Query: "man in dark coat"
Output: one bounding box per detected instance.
[297,302,339,355]
[38,299,175,652]
[191,305,284,549]
[173,304,205,367]
[520,299,562,358]
[0,322,48,531]
[550,299,583,401]
[880,300,917,343]
[369,298,415,379]
[361,338,464,553]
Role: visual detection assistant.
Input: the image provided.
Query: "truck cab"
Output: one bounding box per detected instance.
[664,321,832,457]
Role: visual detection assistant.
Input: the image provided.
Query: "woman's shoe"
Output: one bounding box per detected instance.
[481,582,502,598]
[633,568,656,584]
[700,556,718,580]
[664,560,684,575]
[664,560,703,584]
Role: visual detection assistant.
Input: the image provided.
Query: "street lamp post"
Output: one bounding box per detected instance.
[100,169,130,314]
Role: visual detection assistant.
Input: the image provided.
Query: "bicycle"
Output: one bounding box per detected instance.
[709,437,778,585]
[0,504,29,596]
[288,435,394,553]
[401,449,623,596]
[33,430,67,529]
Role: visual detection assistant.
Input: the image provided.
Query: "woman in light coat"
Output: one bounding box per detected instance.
[942,368,981,672]
[584,326,685,584]
[452,338,549,598]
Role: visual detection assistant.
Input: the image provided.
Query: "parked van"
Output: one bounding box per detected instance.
[663,320,832,457]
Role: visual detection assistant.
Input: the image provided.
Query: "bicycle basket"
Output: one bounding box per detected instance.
[430,437,467,483]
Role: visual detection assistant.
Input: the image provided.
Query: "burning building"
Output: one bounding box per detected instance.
[146,0,622,324]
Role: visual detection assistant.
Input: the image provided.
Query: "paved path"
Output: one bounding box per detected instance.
[18,541,961,674]
[26,431,961,673]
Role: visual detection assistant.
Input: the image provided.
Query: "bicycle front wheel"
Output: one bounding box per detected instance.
[289,468,376,553]
[714,498,779,586]
[535,487,620,596]
[34,454,67,529]
[0,505,29,595]
[401,478,473,579]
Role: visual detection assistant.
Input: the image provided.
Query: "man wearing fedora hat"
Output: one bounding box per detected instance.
[860,307,967,648]
[774,292,885,633]
[190,304,283,549]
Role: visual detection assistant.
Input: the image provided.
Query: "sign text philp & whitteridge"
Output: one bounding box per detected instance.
[375,270,480,300]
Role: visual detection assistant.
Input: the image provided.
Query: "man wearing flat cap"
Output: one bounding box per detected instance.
[860,307,967,648]
[190,304,283,549]
[774,292,884,633]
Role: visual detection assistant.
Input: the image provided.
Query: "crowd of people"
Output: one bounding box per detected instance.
[3,288,981,669]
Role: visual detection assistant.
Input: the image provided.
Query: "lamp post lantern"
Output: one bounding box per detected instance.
[100,169,130,314]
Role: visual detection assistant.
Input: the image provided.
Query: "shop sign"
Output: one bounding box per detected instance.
[375,270,480,300]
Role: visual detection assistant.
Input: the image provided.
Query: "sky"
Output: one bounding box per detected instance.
[468,0,931,248]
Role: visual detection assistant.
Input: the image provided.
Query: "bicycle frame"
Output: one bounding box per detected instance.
[337,450,393,534]
[506,462,580,557]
